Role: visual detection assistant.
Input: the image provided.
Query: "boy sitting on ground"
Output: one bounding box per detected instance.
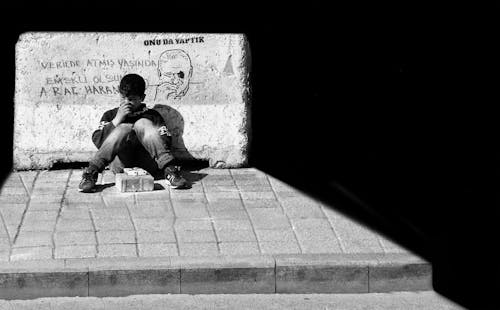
[79,73,187,192]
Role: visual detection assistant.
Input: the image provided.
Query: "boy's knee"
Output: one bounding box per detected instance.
[134,118,154,129]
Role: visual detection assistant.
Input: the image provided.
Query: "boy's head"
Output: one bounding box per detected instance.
[119,74,146,108]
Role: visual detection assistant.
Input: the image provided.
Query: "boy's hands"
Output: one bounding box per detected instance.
[112,102,132,126]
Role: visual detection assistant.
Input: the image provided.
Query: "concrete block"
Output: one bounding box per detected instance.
[173,256,275,294]
[275,254,372,293]
[115,173,154,193]
[15,32,250,170]
[0,271,88,299]
[369,254,433,292]
[89,268,180,297]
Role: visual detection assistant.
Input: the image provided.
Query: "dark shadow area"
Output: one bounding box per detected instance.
[93,183,115,192]
[153,183,165,191]
[50,161,89,170]
[181,171,208,183]
[152,104,197,162]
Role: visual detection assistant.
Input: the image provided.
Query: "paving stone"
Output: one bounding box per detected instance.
[237,185,273,193]
[96,230,136,244]
[0,195,29,203]
[243,200,281,208]
[229,168,261,174]
[240,191,276,200]
[0,207,25,224]
[282,203,326,219]
[59,208,92,220]
[31,187,66,195]
[299,239,344,254]
[203,185,239,192]
[259,241,301,254]
[55,231,96,246]
[135,200,172,209]
[56,219,94,232]
[219,242,260,255]
[178,242,219,256]
[55,245,96,259]
[135,189,170,200]
[97,244,137,258]
[174,219,213,230]
[291,218,333,231]
[133,218,175,231]
[0,238,9,247]
[102,196,134,208]
[10,246,53,260]
[176,230,216,243]
[94,218,134,231]
[254,229,297,242]
[138,243,179,257]
[213,219,253,231]
[340,237,385,253]
[136,230,177,243]
[208,210,249,220]
[14,231,52,247]
[90,207,131,219]
[0,202,26,211]
[20,219,57,232]
[30,195,63,204]
[216,229,257,242]
[294,227,338,241]
[205,191,241,201]
[0,187,27,195]
[0,250,8,262]
[169,192,207,203]
[198,168,231,175]
[23,210,59,222]
[273,191,304,199]
[251,217,291,230]
[129,205,173,218]
[174,206,209,218]
[206,199,245,211]
[28,202,62,211]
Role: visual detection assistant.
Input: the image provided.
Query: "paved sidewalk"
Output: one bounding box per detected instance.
[0,168,430,299]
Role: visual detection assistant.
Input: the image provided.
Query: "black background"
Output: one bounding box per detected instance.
[1,2,497,309]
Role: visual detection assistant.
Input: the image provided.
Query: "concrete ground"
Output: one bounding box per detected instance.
[0,292,466,310]
[0,168,431,299]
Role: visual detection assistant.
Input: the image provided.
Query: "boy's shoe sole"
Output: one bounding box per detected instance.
[78,188,96,193]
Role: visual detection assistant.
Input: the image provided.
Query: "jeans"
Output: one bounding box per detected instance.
[89,118,174,176]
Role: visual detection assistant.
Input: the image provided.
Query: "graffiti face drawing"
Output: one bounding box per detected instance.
[155,49,193,100]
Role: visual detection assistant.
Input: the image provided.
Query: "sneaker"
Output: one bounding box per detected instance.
[164,165,188,189]
[78,166,99,193]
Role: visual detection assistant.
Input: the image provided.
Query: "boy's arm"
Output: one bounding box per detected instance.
[91,110,116,149]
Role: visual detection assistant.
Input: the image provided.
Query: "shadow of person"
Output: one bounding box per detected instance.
[151,104,209,173]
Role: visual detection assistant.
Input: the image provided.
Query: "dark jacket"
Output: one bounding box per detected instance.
[92,103,172,148]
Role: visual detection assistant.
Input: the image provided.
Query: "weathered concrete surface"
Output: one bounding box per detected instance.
[14,32,251,170]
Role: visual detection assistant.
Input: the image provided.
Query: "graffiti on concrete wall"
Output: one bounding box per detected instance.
[152,49,193,100]
[34,36,204,100]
